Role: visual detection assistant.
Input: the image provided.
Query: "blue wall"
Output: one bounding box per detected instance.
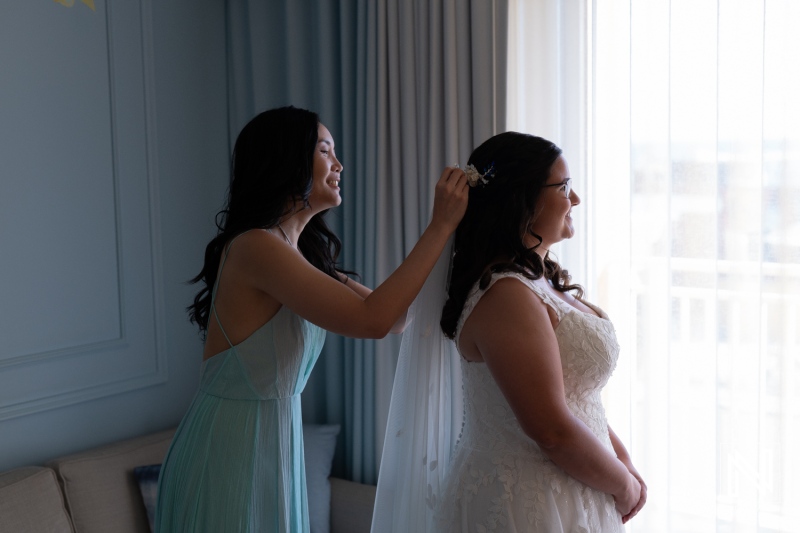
[0,0,229,471]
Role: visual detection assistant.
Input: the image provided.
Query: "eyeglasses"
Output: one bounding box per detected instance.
[542,179,571,198]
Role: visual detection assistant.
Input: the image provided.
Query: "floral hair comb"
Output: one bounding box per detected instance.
[463,162,496,188]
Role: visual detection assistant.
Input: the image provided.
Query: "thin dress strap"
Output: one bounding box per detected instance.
[210,232,250,349]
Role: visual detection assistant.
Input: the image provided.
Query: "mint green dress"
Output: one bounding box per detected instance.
[155,242,326,532]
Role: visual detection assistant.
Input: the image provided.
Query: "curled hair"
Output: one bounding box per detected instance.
[187,106,354,334]
[440,132,584,339]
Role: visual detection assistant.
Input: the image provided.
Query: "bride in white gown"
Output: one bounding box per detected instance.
[372,132,646,533]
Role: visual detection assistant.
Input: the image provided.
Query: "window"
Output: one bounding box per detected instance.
[509,1,800,530]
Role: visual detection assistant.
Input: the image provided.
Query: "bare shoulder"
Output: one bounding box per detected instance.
[471,276,550,324]
[213,228,324,305]
[227,229,302,272]
[217,228,374,337]
[459,276,553,362]
[461,274,569,436]
[227,228,284,258]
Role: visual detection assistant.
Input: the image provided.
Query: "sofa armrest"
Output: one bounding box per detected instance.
[330,477,376,533]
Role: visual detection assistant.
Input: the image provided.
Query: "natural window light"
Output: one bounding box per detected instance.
[509,1,800,531]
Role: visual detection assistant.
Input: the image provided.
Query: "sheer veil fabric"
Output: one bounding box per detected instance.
[371,237,463,532]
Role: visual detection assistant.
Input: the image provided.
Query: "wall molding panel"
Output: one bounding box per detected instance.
[0,0,167,420]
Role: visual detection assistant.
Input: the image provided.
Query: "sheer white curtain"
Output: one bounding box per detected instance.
[511,0,800,531]
[506,0,590,282]
[594,1,800,530]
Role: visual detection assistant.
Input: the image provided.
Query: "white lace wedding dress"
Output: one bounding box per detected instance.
[434,272,625,533]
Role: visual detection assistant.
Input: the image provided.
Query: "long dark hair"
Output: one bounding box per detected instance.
[440,132,584,339]
[187,106,351,333]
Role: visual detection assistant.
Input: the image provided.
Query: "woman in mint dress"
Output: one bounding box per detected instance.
[155,106,468,532]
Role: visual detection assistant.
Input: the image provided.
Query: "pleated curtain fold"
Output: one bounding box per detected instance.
[226,0,506,483]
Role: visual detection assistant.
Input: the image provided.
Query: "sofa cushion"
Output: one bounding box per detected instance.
[330,477,376,533]
[48,428,175,533]
[0,466,73,533]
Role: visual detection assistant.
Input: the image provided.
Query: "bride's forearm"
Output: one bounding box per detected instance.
[535,416,636,504]
[607,425,631,462]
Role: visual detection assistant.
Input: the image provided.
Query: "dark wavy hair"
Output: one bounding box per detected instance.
[187,106,352,333]
[440,132,584,339]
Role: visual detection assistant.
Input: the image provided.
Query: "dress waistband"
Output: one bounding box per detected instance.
[198,387,301,401]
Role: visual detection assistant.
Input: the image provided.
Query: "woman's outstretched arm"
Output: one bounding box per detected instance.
[337,274,409,334]
[235,167,468,339]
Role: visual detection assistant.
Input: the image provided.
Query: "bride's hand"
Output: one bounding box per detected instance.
[614,473,641,518]
[621,469,647,523]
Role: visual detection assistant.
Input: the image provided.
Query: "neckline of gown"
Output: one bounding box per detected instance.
[458,308,609,365]
[460,299,611,366]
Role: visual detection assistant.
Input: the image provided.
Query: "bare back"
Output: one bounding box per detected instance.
[203,230,285,361]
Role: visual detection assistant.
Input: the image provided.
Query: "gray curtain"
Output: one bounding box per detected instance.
[226,0,379,482]
[226,0,507,484]
[371,0,508,483]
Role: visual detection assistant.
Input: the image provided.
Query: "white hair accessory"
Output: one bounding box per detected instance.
[463,163,495,187]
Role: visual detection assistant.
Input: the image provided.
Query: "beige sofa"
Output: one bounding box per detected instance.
[0,428,376,533]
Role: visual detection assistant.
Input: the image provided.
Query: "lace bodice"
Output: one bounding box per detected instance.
[436,271,623,532]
